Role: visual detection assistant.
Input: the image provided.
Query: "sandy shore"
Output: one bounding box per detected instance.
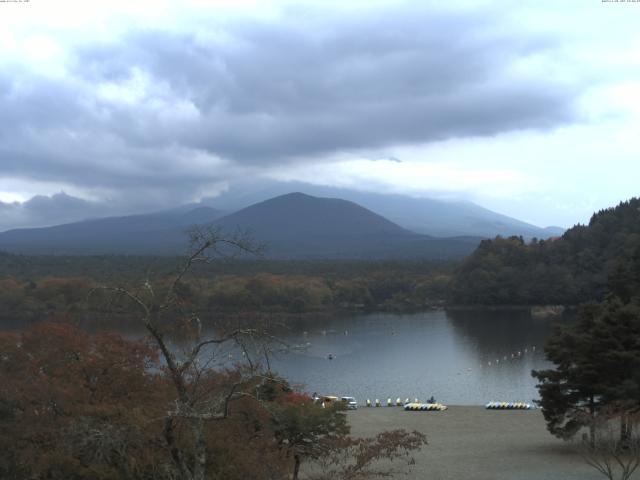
[345,406,612,480]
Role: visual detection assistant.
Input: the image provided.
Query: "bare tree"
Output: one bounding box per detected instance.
[90,226,271,480]
[578,409,640,480]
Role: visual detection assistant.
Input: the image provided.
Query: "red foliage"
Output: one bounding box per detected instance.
[0,323,290,480]
[0,322,168,479]
[0,322,427,480]
[280,391,314,406]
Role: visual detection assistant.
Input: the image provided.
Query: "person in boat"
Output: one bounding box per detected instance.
[427,395,435,404]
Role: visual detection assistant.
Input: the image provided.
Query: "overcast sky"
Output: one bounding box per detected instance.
[1,0,639,231]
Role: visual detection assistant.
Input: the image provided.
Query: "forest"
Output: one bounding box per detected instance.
[0,257,453,328]
[449,198,640,306]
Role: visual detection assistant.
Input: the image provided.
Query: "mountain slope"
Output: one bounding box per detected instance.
[201,181,564,238]
[214,192,408,238]
[0,207,224,255]
[0,193,481,259]
[212,193,480,259]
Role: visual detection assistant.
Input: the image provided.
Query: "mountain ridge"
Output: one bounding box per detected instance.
[0,206,224,255]
[198,182,565,239]
[0,193,480,259]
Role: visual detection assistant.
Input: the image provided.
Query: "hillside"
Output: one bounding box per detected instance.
[213,193,480,259]
[449,198,640,305]
[202,181,564,238]
[0,193,481,259]
[0,207,224,255]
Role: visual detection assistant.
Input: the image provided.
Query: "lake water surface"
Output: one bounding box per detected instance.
[3,308,569,406]
[265,309,570,406]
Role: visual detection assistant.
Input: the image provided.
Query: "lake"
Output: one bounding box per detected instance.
[2,307,569,406]
[262,308,570,406]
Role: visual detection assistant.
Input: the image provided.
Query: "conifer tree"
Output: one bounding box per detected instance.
[533,298,640,443]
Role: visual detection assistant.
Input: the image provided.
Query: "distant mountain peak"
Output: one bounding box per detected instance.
[277,191,312,199]
[213,192,410,238]
[202,182,565,239]
[255,191,344,205]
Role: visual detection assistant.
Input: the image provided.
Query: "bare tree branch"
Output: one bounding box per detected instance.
[86,228,269,480]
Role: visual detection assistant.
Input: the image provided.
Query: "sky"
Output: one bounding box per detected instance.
[0,0,639,231]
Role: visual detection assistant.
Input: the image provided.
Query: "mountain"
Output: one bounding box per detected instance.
[215,191,408,238]
[0,193,480,259]
[200,181,564,238]
[543,226,566,237]
[212,193,480,259]
[0,207,224,255]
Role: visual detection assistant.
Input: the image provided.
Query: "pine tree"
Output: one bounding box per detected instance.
[532,298,640,442]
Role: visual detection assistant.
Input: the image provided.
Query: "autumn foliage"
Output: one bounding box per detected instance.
[0,322,426,480]
[0,322,168,479]
[0,322,289,479]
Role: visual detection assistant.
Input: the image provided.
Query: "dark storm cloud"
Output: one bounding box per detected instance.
[0,2,583,228]
[68,6,574,161]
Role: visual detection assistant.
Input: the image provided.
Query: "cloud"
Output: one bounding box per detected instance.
[68,6,577,162]
[0,193,110,231]
[267,157,539,200]
[5,1,638,230]
[0,3,581,204]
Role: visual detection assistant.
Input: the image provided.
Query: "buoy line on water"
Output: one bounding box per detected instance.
[485,401,535,410]
[483,345,537,368]
[404,403,448,411]
[359,399,534,410]
[364,398,446,410]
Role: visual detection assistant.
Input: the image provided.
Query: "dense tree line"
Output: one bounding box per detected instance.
[450,198,640,305]
[206,270,450,313]
[0,252,451,283]
[0,268,451,327]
